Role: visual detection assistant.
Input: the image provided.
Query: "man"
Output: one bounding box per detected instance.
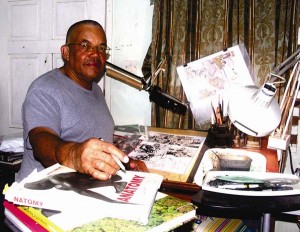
[16,20,135,182]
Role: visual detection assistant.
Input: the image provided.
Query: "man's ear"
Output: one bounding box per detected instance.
[61,45,70,61]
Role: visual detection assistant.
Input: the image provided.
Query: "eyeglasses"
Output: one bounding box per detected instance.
[67,43,111,57]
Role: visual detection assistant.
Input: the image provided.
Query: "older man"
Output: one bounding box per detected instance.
[17,20,135,182]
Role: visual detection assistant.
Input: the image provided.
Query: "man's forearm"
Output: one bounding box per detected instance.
[29,128,78,169]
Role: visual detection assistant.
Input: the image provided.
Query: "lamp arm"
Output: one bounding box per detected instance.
[105,61,145,90]
[105,61,187,115]
[272,47,300,76]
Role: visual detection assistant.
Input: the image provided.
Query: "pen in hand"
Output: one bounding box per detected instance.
[99,138,126,173]
[112,155,127,173]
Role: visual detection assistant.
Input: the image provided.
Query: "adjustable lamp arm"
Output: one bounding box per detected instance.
[105,61,187,115]
[105,61,145,91]
[271,47,300,77]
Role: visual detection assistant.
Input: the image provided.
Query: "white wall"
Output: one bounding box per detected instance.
[0,1,152,135]
[105,0,153,126]
[0,0,19,135]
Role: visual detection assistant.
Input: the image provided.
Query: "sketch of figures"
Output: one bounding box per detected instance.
[127,131,206,174]
[128,140,200,174]
[147,131,204,148]
[177,44,255,127]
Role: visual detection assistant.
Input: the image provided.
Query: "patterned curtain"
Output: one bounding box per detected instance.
[146,0,300,130]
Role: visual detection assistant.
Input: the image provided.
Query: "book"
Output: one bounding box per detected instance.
[3,200,48,232]
[0,151,23,163]
[11,192,196,232]
[4,163,163,225]
[5,209,30,232]
[15,205,64,232]
[0,158,22,166]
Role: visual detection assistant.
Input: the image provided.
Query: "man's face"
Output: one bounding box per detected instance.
[62,24,108,89]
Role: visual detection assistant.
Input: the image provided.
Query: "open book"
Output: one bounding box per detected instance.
[4,163,163,225]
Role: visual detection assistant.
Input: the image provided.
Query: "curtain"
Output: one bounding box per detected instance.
[146,0,300,130]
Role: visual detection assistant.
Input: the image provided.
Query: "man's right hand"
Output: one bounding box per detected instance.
[28,128,129,180]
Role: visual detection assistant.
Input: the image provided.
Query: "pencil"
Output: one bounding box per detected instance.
[218,94,223,120]
[112,155,126,173]
[211,102,217,123]
[99,138,126,173]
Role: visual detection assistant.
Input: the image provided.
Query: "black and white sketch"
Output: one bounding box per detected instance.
[128,131,206,174]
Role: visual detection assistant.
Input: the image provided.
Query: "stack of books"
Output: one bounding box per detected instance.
[3,163,197,231]
[0,151,23,166]
[3,192,197,232]
[0,132,24,167]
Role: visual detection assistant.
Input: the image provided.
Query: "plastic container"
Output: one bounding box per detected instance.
[217,154,252,171]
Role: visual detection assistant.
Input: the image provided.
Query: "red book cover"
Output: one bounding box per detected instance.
[3,200,48,232]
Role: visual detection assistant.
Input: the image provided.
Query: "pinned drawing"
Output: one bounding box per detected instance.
[177,44,255,127]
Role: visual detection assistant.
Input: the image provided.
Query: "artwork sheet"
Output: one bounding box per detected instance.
[113,124,147,154]
[128,131,206,175]
[177,44,254,127]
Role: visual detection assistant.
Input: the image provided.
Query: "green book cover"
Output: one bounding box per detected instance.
[70,194,196,232]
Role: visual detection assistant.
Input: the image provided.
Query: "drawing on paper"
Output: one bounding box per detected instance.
[177,45,254,127]
[128,131,206,174]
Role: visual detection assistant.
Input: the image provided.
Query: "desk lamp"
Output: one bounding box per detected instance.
[228,82,281,137]
[228,47,300,149]
[105,61,187,115]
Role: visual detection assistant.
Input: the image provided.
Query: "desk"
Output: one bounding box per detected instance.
[191,190,300,232]
[161,136,290,232]
[161,136,279,200]
[187,138,297,232]
[242,137,278,173]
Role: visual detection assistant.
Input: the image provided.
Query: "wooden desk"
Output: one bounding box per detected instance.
[245,137,279,173]
[160,136,278,201]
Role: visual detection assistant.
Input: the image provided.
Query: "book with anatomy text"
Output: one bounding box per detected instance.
[5,192,196,232]
[4,163,163,225]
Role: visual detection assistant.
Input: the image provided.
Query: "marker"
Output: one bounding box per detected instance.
[99,138,126,173]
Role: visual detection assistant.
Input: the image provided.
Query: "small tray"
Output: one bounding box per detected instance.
[194,148,266,186]
[217,154,252,171]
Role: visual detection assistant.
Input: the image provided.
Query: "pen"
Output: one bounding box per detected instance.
[99,138,126,173]
[112,155,126,173]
